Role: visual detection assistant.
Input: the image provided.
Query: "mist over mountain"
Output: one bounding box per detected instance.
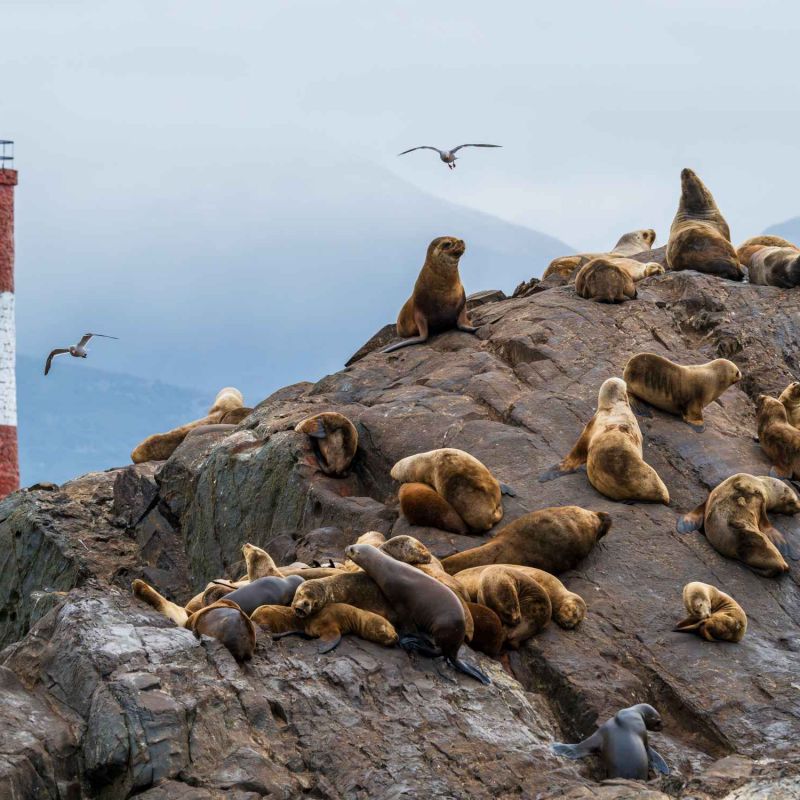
[764,217,800,242]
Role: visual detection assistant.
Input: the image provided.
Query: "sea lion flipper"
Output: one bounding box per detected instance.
[304,419,328,439]
[499,482,517,497]
[551,733,600,760]
[448,656,491,685]
[539,463,576,483]
[673,616,703,633]
[627,394,653,418]
[677,502,706,534]
[383,335,429,354]
[399,633,441,658]
[317,634,342,654]
[761,525,792,558]
[648,746,670,775]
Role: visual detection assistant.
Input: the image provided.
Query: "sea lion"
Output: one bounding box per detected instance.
[541,377,670,504]
[442,506,611,575]
[454,565,552,649]
[252,602,398,654]
[574,258,638,303]
[241,543,282,580]
[779,382,800,429]
[132,578,190,626]
[464,602,505,657]
[542,229,657,281]
[397,483,469,535]
[623,353,741,431]
[186,599,256,663]
[552,703,669,780]
[666,168,743,281]
[740,244,800,288]
[211,575,305,616]
[392,448,511,534]
[295,412,358,476]
[383,236,477,353]
[292,571,397,623]
[677,473,799,576]
[456,565,586,629]
[610,257,664,283]
[341,530,387,571]
[345,543,490,684]
[757,394,800,479]
[131,387,251,463]
[674,582,747,642]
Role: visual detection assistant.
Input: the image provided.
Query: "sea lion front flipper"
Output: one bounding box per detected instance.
[677,501,706,534]
[540,417,594,482]
[673,616,704,633]
[448,656,491,685]
[317,634,342,654]
[399,633,441,658]
[499,482,517,497]
[539,463,582,482]
[648,746,670,775]
[685,420,706,433]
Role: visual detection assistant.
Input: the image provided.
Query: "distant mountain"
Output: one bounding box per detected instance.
[764,217,800,242]
[17,153,571,403]
[17,355,207,486]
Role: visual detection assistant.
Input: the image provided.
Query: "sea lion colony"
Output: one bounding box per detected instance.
[128,166,800,783]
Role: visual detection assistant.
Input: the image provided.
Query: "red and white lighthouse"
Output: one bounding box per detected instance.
[0,141,18,499]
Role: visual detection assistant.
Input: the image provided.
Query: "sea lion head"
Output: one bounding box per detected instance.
[760,476,800,515]
[210,387,245,415]
[711,359,742,386]
[643,262,665,278]
[757,394,787,424]
[291,580,327,619]
[553,594,587,629]
[783,381,800,403]
[597,377,629,410]
[380,535,433,565]
[427,236,466,266]
[679,168,716,214]
[683,582,712,620]
[630,703,663,731]
[595,511,612,540]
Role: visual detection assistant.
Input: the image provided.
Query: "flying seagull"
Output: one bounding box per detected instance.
[44,333,119,375]
[397,143,501,169]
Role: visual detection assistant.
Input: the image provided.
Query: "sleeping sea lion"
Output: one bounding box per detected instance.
[186,599,256,663]
[295,412,358,476]
[292,571,397,623]
[212,575,305,616]
[736,235,800,287]
[574,258,637,303]
[674,582,747,642]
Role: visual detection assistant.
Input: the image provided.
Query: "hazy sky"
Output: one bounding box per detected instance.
[4,1,800,392]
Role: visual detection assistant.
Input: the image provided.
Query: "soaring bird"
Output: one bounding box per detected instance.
[397,143,501,169]
[44,333,119,375]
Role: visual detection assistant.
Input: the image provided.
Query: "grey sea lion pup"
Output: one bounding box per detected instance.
[552,703,669,780]
[344,543,491,684]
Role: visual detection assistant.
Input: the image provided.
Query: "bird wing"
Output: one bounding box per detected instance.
[44,349,69,375]
[78,332,119,347]
[450,144,502,153]
[397,146,442,156]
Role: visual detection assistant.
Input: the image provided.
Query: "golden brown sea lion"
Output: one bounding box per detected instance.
[673,582,747,642]
[131,387,250,463]
[779,382,800,429]
[541,377,670,504]
[757,394,800,479]
[610,257,664,282]
[291,571,397,623]
[345,543,490,683]
[383,236,477,353]
[295,412,358,476]
[241,543,282,579]
[739,243,800,288]
[392,448,512,534]
[574,258,638,303]
[252,602,398,653]
[442,506,611,575]
[542,229,657,281]
[677,473,799,576]
[623,353,741,431]
[666,168,743,281]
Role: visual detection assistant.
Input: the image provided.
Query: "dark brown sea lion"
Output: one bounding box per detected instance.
[757,395,800,480]
[666,168,743,281]
[552,704,669,780]
[345,543,490,684]
[623,353,741,431]
[295,412,358,476]
[187,599,256,663]
[741,244,800,288]
[213,575,305,616]
[383,236,477,353]
[674,582,747,642]
[678,472,798,576]
[442,506,611,575]
[464,602,505,656]
[540,377,670,504]
[574,258,638,303]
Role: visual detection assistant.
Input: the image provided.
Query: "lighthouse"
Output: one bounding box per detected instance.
[0,141,18,499]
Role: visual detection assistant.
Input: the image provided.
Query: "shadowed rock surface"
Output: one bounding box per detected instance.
[1,270,800,798]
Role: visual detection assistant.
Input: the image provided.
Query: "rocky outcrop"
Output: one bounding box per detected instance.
[1,270,799,798]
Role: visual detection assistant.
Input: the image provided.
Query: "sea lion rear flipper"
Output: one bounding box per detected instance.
[551,732,601,760]
[383,335,429,354]
[317,634,342,654]
[499,482,517,497]
[447,656,491,685]
[673,616,704,633]
[648,746,670,775]
[272,630,315,641]
[677,501,706,534]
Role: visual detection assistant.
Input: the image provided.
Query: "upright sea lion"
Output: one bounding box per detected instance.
[574,258,638,303]
[666,168,743,281]
[623,353,741,431]
[345,543,490,684]
[211,575,305,616]
[392,448,511,534]
[454,565,552,649]
[779,382,800,429]
[757,394,800,479]
[542,229,657,281]
[241,543,282,580]
[131,387,251,463]
[456,565,586,629]
[678,473,799,576]
[383,236,477,353]
[541,378,670,504]
[552,704,669,780]
[295,412,358,476]
[674,582,747,642]
[186,599,256,663]
[442,506,611,575]
[252,603,398,653]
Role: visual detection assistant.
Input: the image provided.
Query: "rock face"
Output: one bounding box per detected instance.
[1,270,800,798]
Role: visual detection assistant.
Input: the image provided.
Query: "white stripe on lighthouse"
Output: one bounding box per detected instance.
[0,291,16,427]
